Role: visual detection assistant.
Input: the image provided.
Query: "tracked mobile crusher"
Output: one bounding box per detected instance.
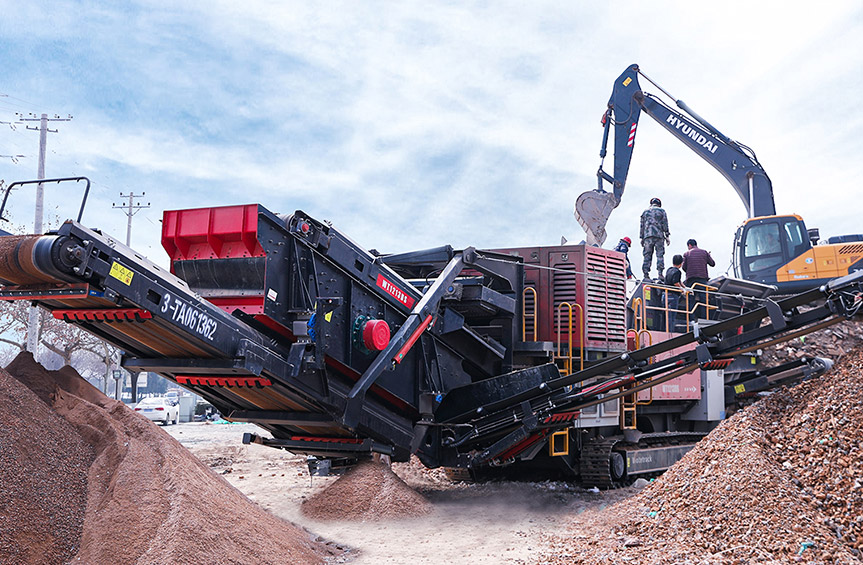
[0,201,860,486]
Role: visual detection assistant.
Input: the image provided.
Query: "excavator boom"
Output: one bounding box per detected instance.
[575,64,776,246]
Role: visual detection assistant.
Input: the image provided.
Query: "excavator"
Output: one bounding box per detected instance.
[575,64,863,293]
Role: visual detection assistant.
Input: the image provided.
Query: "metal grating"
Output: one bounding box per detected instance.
[584,250,627,343]
[552,263,578,334]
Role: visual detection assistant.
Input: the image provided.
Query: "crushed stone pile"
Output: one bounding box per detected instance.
[0,358,93,564]
[302,459,433,521]
[0,352,337,565]
[762,318,863,367]
[541,346,863,564]
[392,455,452,489]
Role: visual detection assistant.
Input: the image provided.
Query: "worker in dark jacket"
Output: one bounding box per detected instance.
[682,239,715,320]
[640,197,670,280]
[614,236,633,279]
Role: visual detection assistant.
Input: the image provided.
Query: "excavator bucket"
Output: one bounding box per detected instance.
[574,190,617,247]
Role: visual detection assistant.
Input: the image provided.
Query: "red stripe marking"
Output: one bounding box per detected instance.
[496,431,548,461]
[53,308,153,322]
[542,410,582,424]
[581,376,635,397]
[375,273,416,308]
[175,375,272,388]
[288,436,364,444]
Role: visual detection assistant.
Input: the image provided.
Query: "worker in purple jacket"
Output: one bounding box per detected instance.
[682,239,715,320]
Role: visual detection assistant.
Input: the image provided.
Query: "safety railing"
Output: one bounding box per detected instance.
[638,281,718,333]
[522,286,538,341]
[522,288,587,375]
[620,329,655,430]
[689,281,719,322]
[556,301,585,374]
[632,297,644,332]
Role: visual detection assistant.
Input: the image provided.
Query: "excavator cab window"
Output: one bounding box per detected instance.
[742,222,784,274]
[738,216,812,281]
[781,218,810,259]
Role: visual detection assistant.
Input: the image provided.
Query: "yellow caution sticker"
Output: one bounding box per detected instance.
[644,288,651,300]
[734,384,746,394]
[325,311,333,322]
[109,262,134,286]
[623,77,632,87]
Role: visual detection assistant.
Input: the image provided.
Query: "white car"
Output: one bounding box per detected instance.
[134,397,180,426]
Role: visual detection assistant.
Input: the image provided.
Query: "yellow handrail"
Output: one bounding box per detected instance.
[556,302,585,374]
[632,297,644,332]
[690,281,719,319]
[635,328,654,407]
[522,286,537,341]
[639,281,718,332]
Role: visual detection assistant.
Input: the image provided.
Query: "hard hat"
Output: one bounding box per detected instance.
[622,237,632,246]
[650,197,662,207]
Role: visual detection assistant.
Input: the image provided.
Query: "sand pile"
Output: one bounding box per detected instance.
[542,346,863,564]
[0,352,337,565]
[0,359,93,564]
[302,459,432,521]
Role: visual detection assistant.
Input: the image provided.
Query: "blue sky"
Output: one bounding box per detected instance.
[1,1,861,276]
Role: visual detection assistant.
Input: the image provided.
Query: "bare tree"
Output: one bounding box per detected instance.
[0,300,29,356]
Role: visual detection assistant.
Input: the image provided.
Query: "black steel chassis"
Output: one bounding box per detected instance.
[3,208,863,475]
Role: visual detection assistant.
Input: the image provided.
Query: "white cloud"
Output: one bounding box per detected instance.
[0,0,860,280]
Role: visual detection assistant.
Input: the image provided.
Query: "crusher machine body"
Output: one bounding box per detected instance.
[0,200,860,486]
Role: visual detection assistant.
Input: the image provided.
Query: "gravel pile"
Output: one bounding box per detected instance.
[302,459,433,521]
[541,346,863,564]
[0,352,337,565]
[392,455,452,489]
[762,319,863,367]
[0,361,93,564]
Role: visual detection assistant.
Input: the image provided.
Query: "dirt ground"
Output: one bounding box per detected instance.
[164,422,636,564]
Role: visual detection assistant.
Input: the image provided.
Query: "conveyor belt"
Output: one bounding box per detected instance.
[0,235,62,285]
[0,215,422,462]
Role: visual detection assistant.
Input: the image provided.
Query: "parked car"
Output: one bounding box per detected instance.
[164,390,180,405]
[134,397,179,426]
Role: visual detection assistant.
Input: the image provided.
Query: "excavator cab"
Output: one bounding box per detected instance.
[734,215,813,289]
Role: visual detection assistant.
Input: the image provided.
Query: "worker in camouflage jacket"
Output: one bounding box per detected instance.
[640,197,670,280]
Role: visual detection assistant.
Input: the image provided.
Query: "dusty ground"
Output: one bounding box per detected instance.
[165,423,636,564]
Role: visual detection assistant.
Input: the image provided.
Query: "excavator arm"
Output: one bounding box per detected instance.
[576,64,776,246]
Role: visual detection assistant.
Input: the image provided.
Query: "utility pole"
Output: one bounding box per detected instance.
[18,113,72,233]
[18,112,72,355]
[112,192,151,246]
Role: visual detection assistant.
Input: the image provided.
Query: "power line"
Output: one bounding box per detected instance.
[113,192,151,246]
[0,93,38,111]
